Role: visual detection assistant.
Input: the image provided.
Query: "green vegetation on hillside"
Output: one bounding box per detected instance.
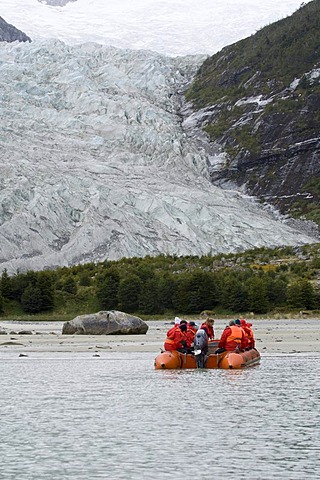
[185,0,320,151]
[186,1,320,107]
[1,244,320,320]
[290,178,320,225]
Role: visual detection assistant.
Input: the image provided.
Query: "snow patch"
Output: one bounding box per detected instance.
[1,0,313,56]
[290,78,300,90]
[235,95,273,107]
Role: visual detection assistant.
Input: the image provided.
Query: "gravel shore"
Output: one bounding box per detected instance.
[0,318,319,355]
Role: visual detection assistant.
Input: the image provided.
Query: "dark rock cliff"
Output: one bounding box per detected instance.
[0,17,31,43]
[186,0,320,225]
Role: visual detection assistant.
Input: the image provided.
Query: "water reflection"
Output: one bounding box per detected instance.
[0,353,319,479]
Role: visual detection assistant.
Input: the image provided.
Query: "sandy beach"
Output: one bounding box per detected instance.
[0,317,319,355]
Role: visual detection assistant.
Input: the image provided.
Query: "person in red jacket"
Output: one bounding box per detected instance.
[164,323,188,352]
[216,320,246,352]
[185,321,198,349]
[240,319,255,349]
[165,319,187,337]
[235,319,249,349]
[200,318,215,340]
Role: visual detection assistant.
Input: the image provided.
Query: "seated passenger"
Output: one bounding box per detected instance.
[216,320,246,353]
[164,323,188,353]
[188,321,198,332]
[185,321,198,350]
[240,319,255,349]
[235,318,249,349]
[200,317,215,340]
[166,319,187,338]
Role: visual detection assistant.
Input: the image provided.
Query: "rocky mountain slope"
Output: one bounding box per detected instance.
[0,16,31,42]
[0,39,318,273]
[186,0,320,225]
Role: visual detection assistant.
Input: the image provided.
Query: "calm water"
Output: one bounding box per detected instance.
[0,352,319,480]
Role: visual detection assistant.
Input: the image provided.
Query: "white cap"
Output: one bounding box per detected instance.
[174,317,181,324]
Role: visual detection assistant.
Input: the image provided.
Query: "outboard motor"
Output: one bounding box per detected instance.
[193,328,208,368]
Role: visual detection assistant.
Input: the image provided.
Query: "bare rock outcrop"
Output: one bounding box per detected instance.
[0,17,31,43]
[62,310,148,335]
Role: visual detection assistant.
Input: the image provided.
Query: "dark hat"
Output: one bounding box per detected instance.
[235,319,241,325]
[179,323,187,332]
[189,321,196,327]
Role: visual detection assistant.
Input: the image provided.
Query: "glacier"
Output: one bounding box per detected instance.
[0,40,318,273]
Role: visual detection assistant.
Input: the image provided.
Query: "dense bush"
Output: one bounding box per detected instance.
[0,244,319,316]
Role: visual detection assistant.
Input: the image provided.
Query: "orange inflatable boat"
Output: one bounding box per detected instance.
[154,341,260,370]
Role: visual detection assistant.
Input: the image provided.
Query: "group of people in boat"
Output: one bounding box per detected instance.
[164,316,255,354]
[215,319,255,353]
[164,316,214,353]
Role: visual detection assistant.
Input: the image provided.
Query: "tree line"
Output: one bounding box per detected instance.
[0,246,319,317]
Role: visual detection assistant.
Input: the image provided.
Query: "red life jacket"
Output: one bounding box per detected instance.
[240,320,255,348]
[185,327,196,348]
[164,328,186,351]
[166,325,179,339]
[200,323,214,340]
[245,326,255,348]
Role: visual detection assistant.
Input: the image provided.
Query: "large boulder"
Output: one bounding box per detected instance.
[62,310,148,335]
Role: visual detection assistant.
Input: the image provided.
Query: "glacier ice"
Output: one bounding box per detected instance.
[0,40,318,273]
